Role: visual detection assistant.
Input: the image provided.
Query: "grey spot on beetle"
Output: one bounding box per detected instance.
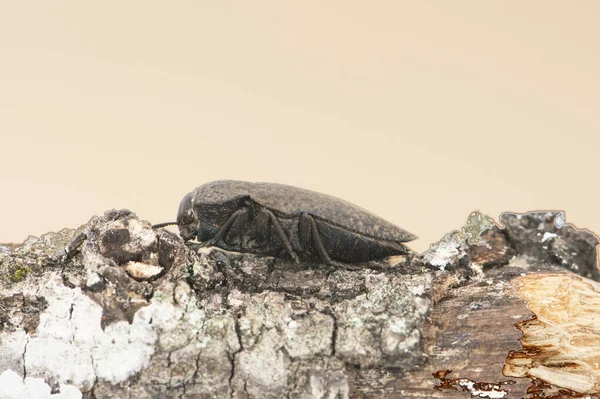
[153,180,417,270]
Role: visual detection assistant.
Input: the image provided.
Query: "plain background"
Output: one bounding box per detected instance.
[1,2,598,252]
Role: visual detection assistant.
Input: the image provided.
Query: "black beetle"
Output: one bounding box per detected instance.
[153,180,417,269]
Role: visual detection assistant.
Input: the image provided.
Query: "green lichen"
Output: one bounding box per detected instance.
[10,266,31,283]
[461,211,495,244]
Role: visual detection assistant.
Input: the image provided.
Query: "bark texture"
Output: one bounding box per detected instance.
[0,209,598,399]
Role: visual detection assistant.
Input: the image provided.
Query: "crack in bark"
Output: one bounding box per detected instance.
[22,335,29,379]
[330,312,338,358]
[229,315,244,399]
[243,378,249,397]
[318,306,338,358]
[190,351,201,390]
[86,353,98,399]
[285,362,302,399]
[166,351,174,389]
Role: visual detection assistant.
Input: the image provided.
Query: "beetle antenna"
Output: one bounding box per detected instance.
[152,222,178,229]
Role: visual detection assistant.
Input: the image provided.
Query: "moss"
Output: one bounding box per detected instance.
[10,266,31,283]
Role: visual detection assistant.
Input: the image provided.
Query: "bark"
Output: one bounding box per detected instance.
[0,210,598,399]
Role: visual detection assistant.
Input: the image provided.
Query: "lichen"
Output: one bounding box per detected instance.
[433,369,514,398]
[0,369,82,399]
[462,211,496,244]
[10,266,30,283]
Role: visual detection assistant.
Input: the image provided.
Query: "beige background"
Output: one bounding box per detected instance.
[1,2,598,252]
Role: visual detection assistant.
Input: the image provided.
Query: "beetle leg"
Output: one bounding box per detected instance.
[261,208,300,263]
[299,213,361,271]
[200,209,245,248]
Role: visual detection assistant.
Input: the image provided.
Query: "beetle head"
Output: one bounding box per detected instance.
[176,191,198,241]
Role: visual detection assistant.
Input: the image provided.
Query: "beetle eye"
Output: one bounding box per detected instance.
[177,193,196,225]
[179,209,193,224]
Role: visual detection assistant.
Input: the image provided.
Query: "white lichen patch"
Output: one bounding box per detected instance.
[504,274,600,394]
[226,291,349,398]
[421,232,468,270]
[128,219,156,248]
[308,367,349,399]
[334,274,425,368]
[554,212,566,228]
[84,270,102,289]
[23,275,156,389]
[123,261,163,280]
[0,330,28,374]
[0,370,82,399]
[456,379,507,399]
[231,293,291,397]
[0,273,197,392]
[237,328,289,392]
[283,311,333,359]
[541,232,558,243]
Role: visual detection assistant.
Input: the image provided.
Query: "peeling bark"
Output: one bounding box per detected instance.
[0,210,599,399]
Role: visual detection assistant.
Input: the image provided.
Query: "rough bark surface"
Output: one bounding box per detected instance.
[0,209,598,399]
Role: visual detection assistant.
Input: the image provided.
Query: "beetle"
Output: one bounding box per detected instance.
[153,180,417,269]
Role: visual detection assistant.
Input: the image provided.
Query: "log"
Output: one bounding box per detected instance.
[0,209,598,398]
